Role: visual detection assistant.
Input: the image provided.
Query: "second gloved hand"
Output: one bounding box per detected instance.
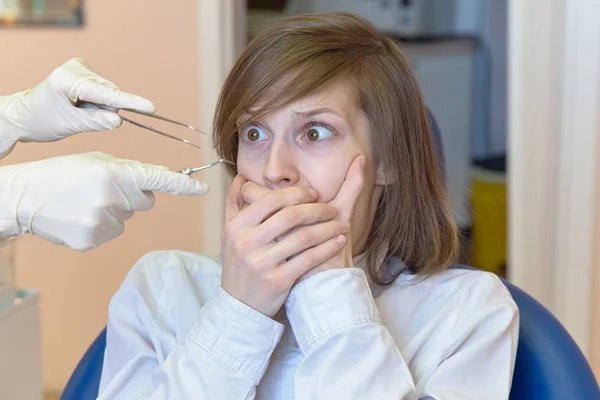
[0,152,208,251]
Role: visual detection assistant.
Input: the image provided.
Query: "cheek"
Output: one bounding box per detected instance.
[299,159,347,202]
[237,150,265,184]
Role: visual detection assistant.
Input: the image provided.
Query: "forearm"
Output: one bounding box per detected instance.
[287,268,417,399]
[100,287,285,399]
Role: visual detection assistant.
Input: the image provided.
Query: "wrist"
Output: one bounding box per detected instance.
[0,164,30,238]
[0,92,28,145]
[298,241,353,282]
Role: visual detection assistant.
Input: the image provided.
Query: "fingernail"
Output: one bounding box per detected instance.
[359,155,366,168]
[340,220,350,230]
[336,235,347,245]
[308,188,318,199]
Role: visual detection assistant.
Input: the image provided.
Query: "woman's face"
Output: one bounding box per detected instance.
[236,81,386,254]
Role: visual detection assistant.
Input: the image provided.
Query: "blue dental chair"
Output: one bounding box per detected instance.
[60,111,600,400]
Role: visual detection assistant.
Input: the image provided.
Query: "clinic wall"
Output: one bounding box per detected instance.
[0,0,205,392]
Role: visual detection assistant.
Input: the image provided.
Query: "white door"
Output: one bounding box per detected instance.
[197,0,246,255]
[508,0,600,373]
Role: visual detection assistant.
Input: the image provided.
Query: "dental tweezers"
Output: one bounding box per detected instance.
[75,101,235,174]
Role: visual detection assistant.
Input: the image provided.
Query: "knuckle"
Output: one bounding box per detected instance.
[223,221,238,241]
[282,207,300,225]
[92,166,116,185]
[291,186,308,199]
[233,234,252,252]
[265,190,283,206]
[274,190,289,207]
[259,194,277,212]
[302,252,317,267]
[240,182,253,200]
[321,204,337,218]
[92,163,110,176]
[83,215,102,229]
[245,255,262,271]
[294,228,313,246]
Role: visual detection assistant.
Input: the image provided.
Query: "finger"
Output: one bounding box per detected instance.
[107,207,136,222]
[266,220,349,264]
[78,108,123,131]
[68,98,123,131]
[283,234,347,280]
[331,155,366,221]
[132,164,209,195]
[121,191,155,212]
[74,79,157,114]
[86,219,126,251]
[226,175,247,222]
[254,202,338,244]
[240,181,271,206]
[112,176,156,212]
[65,57,98,74]
[238,186,318,227]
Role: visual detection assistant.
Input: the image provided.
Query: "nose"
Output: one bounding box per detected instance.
[263,141,300,189]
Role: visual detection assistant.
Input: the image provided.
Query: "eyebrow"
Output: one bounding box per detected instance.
[292,107,340,118]
[236,107,342,127]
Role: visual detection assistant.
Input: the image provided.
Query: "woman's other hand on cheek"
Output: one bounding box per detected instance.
[297,154,365,281]
[221,175,350,317]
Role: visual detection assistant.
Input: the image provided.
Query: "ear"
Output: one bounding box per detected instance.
[375,162,396,185]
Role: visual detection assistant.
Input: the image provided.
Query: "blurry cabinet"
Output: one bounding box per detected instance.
[0,290,42,400]
[402,38,477,229]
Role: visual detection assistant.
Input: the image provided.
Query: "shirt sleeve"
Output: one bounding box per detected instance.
[98,254,284,400]
[285,268,519,400]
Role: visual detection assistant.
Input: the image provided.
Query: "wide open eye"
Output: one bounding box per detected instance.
[302,123,335,142]
[241,124,268,142]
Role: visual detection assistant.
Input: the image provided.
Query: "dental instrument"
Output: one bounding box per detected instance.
[75,101,235,174]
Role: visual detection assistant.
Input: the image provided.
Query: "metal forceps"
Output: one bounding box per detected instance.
[75,101,235,175]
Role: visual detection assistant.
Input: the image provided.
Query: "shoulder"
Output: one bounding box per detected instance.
[111,250,223,318]
[385,259,516,308]
[418,268,520,363]
[108,251,224,344]
[424,267,518,314]
[376,263,518,365]
[378,260,518,341]
[125,250,222,290]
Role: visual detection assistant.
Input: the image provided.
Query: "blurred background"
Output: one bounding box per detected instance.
[0,0,598,398]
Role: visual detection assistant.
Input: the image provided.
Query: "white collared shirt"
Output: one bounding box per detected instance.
[99,250,519,399]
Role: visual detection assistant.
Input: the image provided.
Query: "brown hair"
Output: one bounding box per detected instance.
[213,12,458,284]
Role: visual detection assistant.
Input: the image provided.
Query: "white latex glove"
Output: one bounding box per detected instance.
[0,152,208,251]
[0,58,155,157]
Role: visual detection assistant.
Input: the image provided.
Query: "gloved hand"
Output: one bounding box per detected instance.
[0,152,208,251]
[0,58,155,157]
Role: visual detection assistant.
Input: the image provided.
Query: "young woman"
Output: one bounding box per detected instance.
[99,13,518,399]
